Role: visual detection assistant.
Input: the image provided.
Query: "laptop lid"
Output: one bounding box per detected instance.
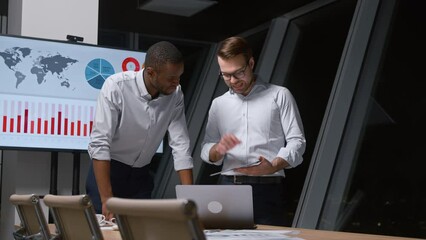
[175,185,255,229]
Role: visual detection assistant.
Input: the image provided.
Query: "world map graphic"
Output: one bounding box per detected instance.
[0,46,78,89]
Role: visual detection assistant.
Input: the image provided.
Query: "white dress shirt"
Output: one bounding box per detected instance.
[88,70,193,171]
[201,80,305,177]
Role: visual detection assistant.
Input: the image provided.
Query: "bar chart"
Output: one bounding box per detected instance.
[0,94,95,150]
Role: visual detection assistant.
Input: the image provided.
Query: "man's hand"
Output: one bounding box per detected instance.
[210,134,241,162]
[215,134,241,155]
[102,201,114,220]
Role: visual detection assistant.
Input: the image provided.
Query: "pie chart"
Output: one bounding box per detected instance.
[122,57,141,71]
[85,58,115,89]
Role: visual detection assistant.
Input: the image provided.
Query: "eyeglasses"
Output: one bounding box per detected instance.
[219,64,248,81]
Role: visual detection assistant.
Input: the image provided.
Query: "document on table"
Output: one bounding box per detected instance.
[204,229,304,240]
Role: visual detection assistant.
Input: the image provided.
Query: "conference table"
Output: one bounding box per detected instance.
[94,224,423,240]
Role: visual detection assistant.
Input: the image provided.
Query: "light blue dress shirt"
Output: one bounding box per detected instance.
[88,70,193,171]
[201,80,305,177]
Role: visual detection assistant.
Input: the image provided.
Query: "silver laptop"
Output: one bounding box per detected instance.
[175,185,255,229]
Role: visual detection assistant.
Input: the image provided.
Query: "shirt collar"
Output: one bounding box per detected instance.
[138,68,153,100]
[230,76,267,98]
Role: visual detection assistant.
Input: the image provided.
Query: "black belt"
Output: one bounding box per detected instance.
[223,175,283,184]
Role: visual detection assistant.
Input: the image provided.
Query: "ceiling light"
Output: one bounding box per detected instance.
[138,0,218,17]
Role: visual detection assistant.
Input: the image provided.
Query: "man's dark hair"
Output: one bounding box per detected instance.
[145,41,183,70]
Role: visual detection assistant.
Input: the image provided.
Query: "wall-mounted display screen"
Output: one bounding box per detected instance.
[0,34,163,152]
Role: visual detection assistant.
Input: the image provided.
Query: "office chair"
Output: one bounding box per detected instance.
[42,194,104,240]
[9,194,53,240]
[106,198,206,240]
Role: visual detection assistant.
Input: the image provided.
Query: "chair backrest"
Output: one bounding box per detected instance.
[9,194,52,240]
[42,194,104,240]
[106,198,206,240]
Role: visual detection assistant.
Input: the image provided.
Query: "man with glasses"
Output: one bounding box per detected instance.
[201,36,306,226]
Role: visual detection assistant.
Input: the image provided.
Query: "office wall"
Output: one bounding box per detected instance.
[0,1,98,238]
[7,0,98,44]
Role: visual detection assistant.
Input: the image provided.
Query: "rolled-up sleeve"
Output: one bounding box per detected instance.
[276,88,306,168]
[200,100,224,166]
[168,92,193,171]
[88,79,121,161]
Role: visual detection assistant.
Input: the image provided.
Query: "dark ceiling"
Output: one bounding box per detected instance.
[1,0,318,43]
[99,0,317,43]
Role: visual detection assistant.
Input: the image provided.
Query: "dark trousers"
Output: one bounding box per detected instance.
[85,160,154,214]
[218,176,287,226]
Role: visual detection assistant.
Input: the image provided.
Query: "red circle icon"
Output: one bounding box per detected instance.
[122,57,140,71]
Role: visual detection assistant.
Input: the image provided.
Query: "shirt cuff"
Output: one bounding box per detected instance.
[174,158,194,171]
[277,148,294,168]
[201,143,224,166]
[88,146,111,160]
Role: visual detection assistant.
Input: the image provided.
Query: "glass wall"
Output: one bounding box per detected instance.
[290,0,426,238]
[320,0,426,238]
[276,1,357,225]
